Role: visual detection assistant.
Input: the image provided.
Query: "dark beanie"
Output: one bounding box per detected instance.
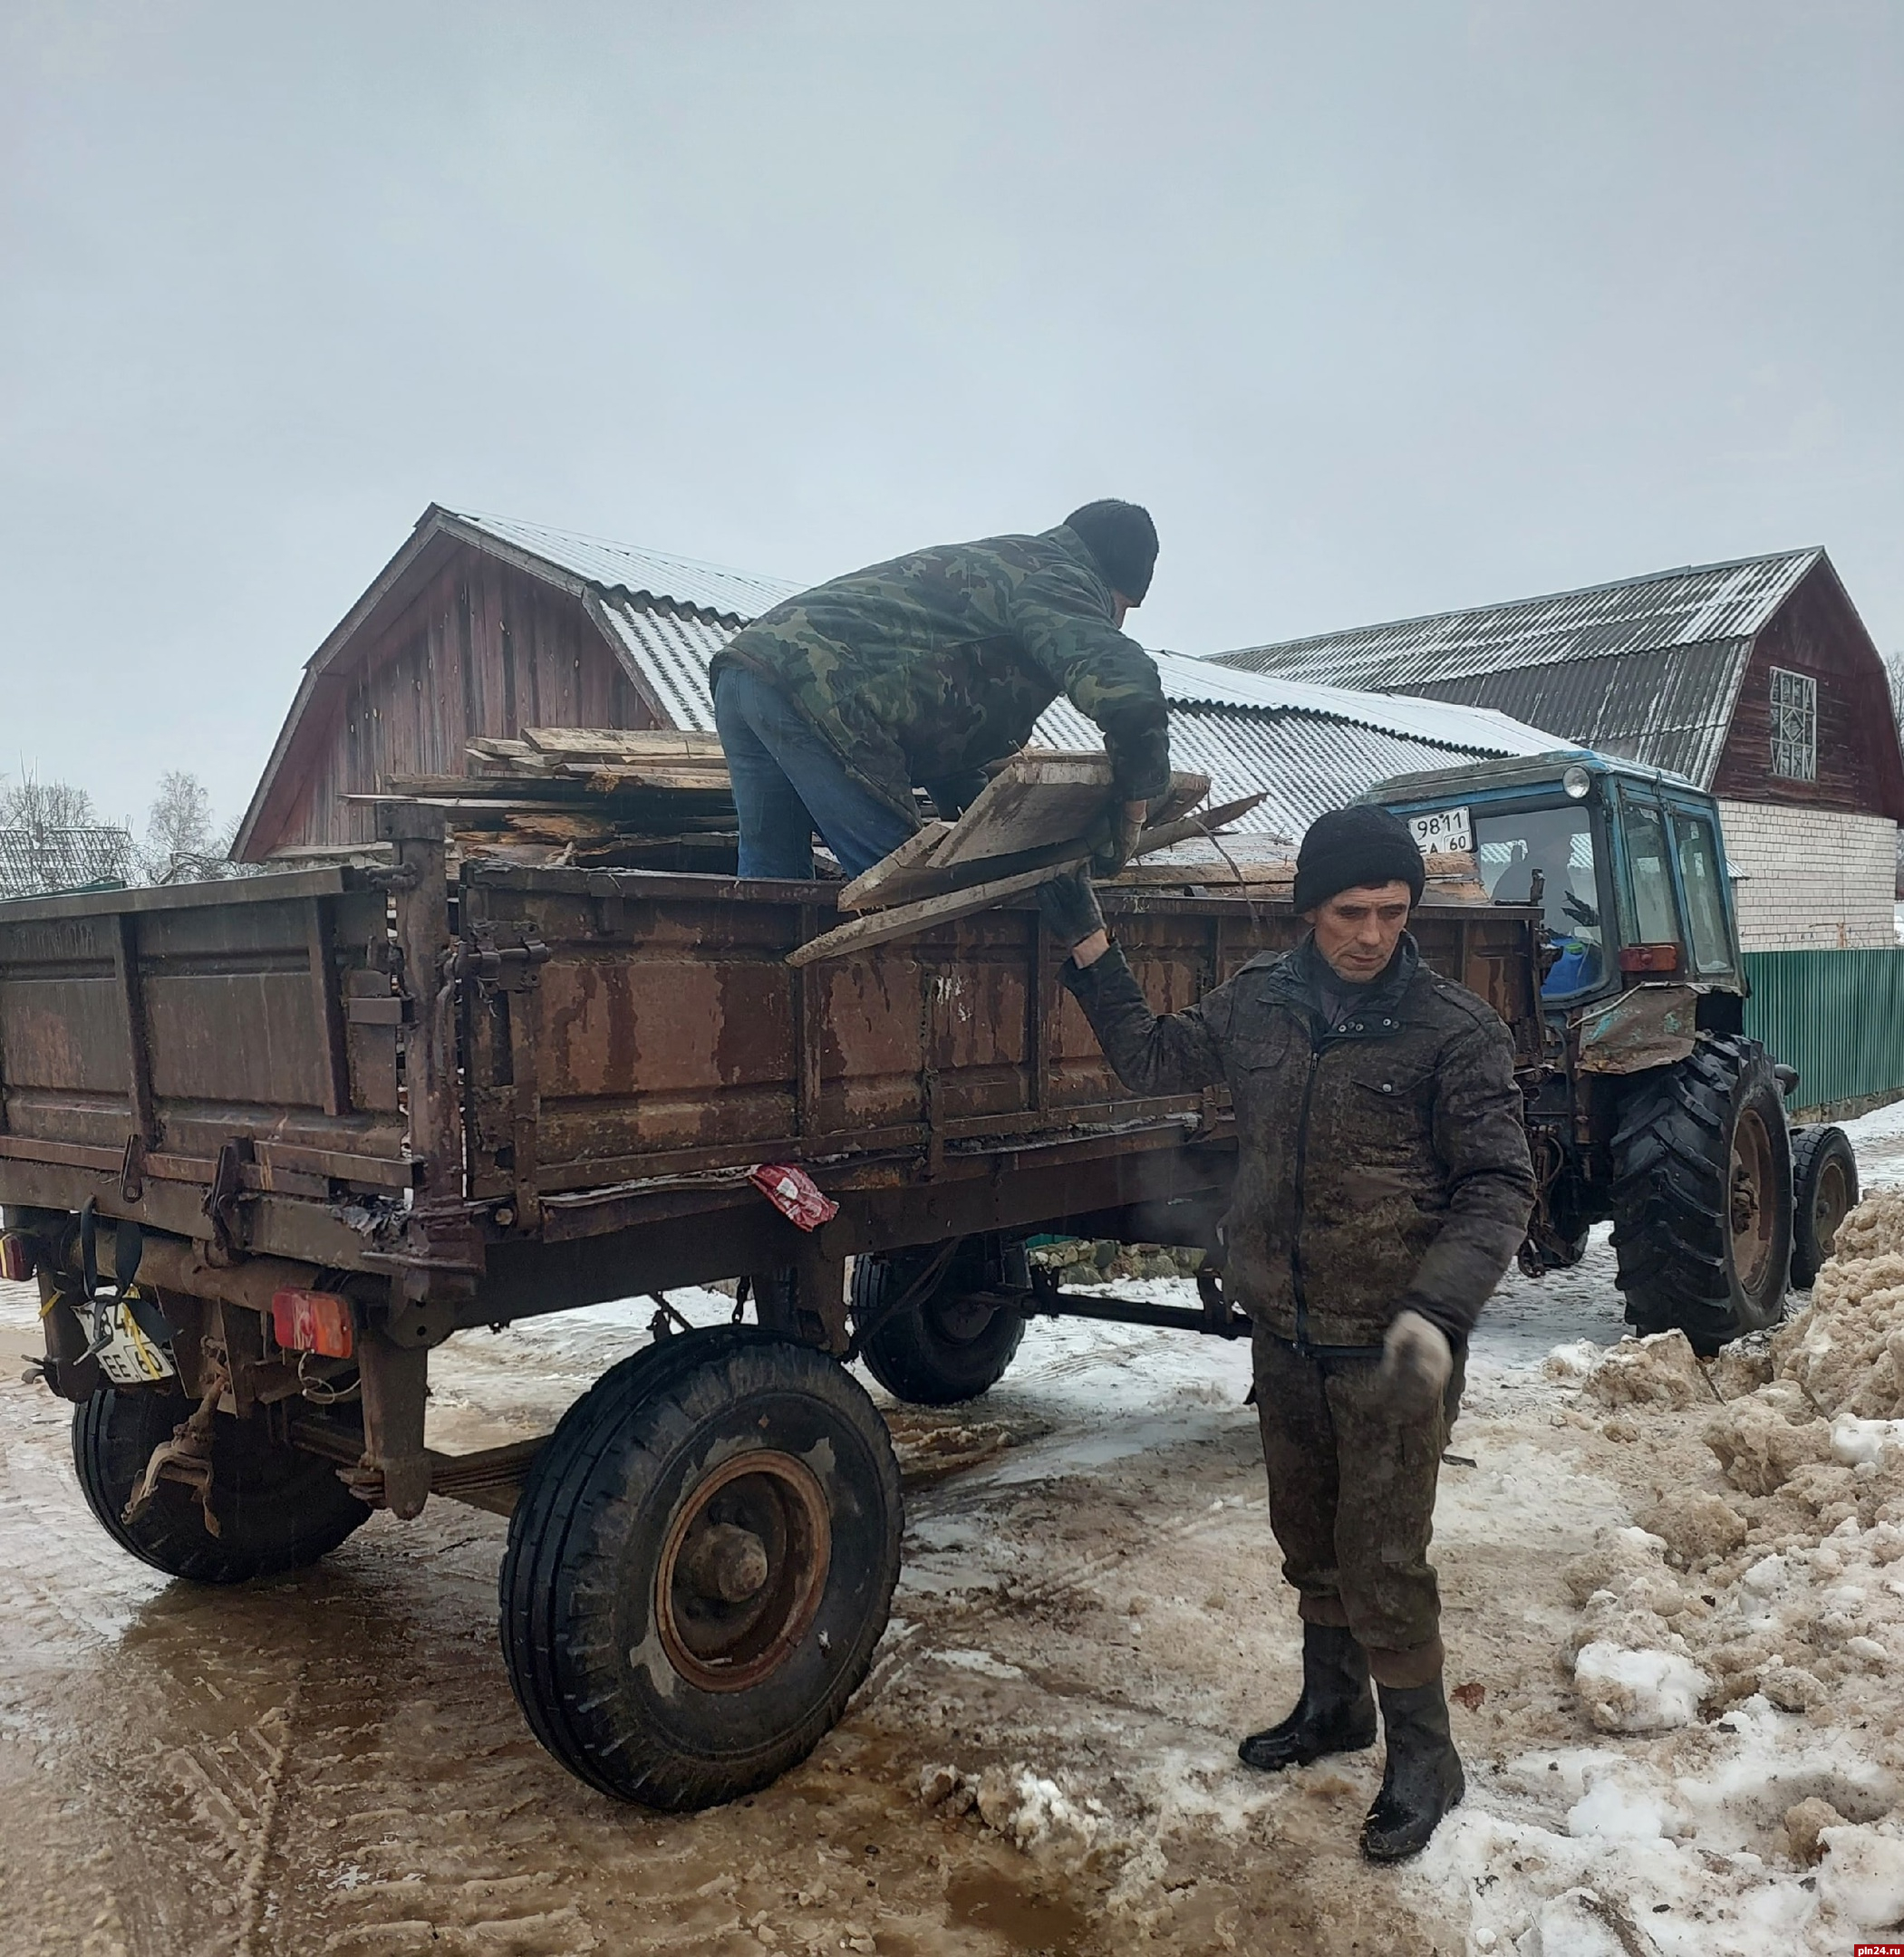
[1064,499,1159,603]
[1293,805,1426,912]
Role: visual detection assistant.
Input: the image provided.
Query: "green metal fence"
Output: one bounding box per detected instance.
[1743,949,1904,1121]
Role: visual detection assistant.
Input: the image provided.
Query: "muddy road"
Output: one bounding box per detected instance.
[24,1091,1904,1957]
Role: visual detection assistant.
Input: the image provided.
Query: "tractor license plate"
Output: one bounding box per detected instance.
[91,1297,178,1386]
[1406,805,1472,854]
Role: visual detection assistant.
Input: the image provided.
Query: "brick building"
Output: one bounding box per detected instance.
[1211,549,1904,951]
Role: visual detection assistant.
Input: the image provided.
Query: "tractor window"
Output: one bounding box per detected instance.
[1673,812,1735,976]
[1619,797,1683,951]
[1471,804,1604,996]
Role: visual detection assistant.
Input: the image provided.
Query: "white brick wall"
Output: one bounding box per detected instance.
[1714,800,1898,951]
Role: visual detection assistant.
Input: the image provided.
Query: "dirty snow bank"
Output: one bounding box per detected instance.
[1425,1189,1904,1951]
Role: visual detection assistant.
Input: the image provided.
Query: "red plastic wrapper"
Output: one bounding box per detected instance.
[749,1162,839,1232]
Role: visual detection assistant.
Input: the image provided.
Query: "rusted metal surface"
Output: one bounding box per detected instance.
[1573,983,1703,1075]
[0,863,1543,1351]
[0,873,405,1222]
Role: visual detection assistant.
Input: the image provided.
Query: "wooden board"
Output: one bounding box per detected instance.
[927,756,1116,868]
[835,821,953,912]
[838,790,1268,914]
[788,864,1060,967]
[522,728,728,760]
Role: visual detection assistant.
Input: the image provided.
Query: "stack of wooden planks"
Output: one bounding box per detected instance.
[372,729,740,871]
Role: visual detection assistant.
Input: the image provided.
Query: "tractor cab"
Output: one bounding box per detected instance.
[1368,750,1745,1015]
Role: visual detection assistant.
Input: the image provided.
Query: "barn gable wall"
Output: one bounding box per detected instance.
[1710,565,1898,818]
[263,546,655,853]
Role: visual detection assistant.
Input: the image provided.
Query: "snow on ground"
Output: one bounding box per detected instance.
[4,1108,1904,1951]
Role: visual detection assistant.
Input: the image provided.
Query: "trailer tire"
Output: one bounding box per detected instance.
[851,1246,1026,1405]
[1790,1124,1859,1289]
[499,1327,901,1810]
[1610,1034,1793,1354]
[72,1388,371,1583]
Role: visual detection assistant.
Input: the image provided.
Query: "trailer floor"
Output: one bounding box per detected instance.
[5,1095,1900,1957]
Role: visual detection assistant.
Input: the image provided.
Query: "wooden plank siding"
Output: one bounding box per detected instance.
[272,550,656,852]
[1710,564,1899,817]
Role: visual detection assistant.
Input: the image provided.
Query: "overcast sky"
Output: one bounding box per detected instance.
[3,1,1900,831]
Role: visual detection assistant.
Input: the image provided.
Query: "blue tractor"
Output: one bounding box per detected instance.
[1370,751,1858,1352]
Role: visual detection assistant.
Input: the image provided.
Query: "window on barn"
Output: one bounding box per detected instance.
[1769,667,1817,780]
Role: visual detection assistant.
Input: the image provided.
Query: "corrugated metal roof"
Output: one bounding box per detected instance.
[1205,546,1825,792]
[590,594,733,731]
[1213,547,1819,690]
[579,608,1560,829]
[1150,651,1554,756]
[1035,691,1554,845]
[1412,641,1753,788]
[0,828,132,901]
[444,508,804,622]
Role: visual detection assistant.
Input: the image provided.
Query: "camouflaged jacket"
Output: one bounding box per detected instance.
[1063,934,1535,1350]
[710,525,1171,820]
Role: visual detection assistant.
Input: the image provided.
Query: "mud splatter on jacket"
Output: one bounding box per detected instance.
[1063,934,1535,1349]
[710,525,1171,821]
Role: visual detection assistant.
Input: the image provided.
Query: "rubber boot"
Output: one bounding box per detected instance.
[1360,1676,1465,1862]
[1237,1624,1378,1772]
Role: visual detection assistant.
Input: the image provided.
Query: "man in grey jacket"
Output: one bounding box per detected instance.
[1051,805,1535,1860]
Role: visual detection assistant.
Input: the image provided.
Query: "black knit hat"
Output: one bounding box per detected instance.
[1293,805,1426,912]
[1064,499,1159,603]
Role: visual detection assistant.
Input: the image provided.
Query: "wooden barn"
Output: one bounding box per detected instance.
[237,505,1565,866]
[1213,548,1904,952]
[234,506,800,862]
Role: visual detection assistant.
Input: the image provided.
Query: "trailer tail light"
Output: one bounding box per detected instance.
[1619,943,1681,974]
[271,1288,354,1358]
[0,1234,33,1283]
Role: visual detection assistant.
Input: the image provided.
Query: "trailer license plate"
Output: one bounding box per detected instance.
[1406,805,1472,854]
[91,1297,178,1386]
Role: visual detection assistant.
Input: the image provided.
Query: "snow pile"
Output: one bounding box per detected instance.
[1580,1330,1713,1411]
[1563,1196,1904,1721]
[1571,1642,1710,1733]
[1423,1192,1904,1952]
[917,1759,1106,1865]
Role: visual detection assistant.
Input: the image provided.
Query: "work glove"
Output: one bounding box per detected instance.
[1088,800,1147,878]
[1037,870,1105,952]
[1374,1309,1453,1422]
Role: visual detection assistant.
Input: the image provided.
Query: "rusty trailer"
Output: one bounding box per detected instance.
[0,808,1541,1807]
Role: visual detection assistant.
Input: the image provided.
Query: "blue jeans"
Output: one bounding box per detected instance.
[713,665,918,880]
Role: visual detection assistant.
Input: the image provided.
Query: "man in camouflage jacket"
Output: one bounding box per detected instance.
[1056,805,1535,1862]
[710,501,1170,879]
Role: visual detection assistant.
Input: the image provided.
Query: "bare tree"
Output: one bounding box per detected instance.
[0,768,101,833]
[137,770,243,884]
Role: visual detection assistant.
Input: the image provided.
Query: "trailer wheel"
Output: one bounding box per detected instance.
[499,1327,901,1810]
[72,1387,370,1584]
[1790,1124,1859,1289]
[1610,1034,1793,1354]
[851,1244,1027,1405]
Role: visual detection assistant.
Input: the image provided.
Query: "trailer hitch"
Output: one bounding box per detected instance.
[122,1341,231,1539]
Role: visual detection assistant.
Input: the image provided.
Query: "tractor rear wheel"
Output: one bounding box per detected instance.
[1790,1124,1858,1289]
[1610,1034,1793,1354]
